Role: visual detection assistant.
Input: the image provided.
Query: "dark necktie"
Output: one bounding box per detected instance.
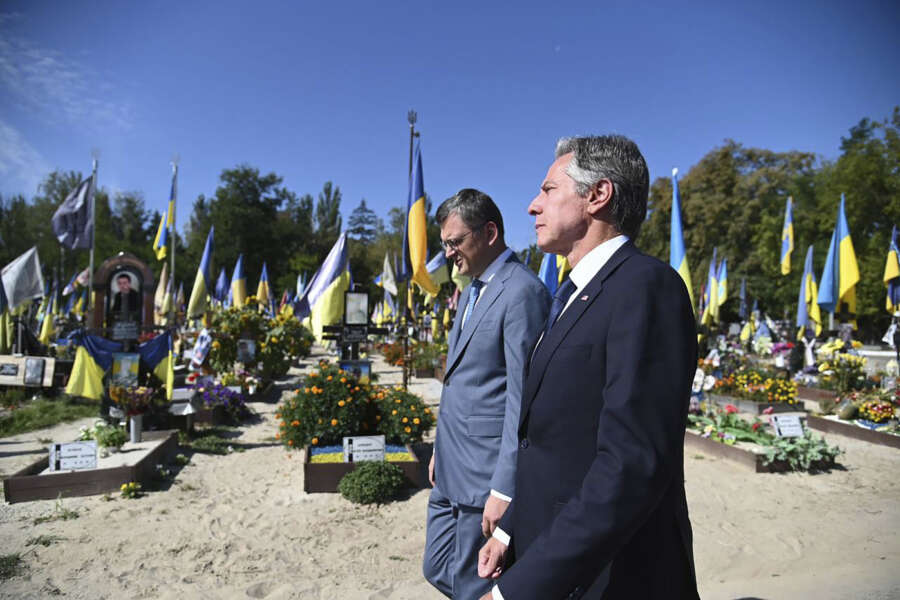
[544,278,577,338]
[462,279,484,328]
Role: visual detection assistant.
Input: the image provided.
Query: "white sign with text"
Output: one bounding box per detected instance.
[49,441,98,471]
[342,435,386,463]
[771,414,805,438]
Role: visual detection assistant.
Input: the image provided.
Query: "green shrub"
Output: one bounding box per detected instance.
[338,461,406,504]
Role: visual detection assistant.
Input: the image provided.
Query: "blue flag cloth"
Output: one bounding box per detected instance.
[214,267,228,304]
[67,329,123,371]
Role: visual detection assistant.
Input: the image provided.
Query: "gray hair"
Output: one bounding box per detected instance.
[555,135,649,239]
[435,188,505,240]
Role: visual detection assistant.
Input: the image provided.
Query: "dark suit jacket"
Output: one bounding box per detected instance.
[111,289,141,315]
[496,241,700,599]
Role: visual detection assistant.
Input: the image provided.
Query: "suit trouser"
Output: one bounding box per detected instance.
[423,485,492,599]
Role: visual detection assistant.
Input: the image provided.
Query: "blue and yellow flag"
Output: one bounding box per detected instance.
[138,331,174,401]
[817,194,859,322]
[670,168,694,308]
[717,257,728,309]
[780,196,794,275]
[883,225,900,313]
[167,165,176,232]
[186,226,214,317]
[214,267,228,305]
[401,144,438,295]
[296,233,349,340]
[65,331,124,400]
[797,245,822,337]
[153,211,169,260]
[257,262,271,312]
[538,252,560,295]
[74,287,87,317]
[231,254,247,308]
[701,248,719,326]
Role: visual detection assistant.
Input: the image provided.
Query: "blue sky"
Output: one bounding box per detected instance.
[1,1,898,254]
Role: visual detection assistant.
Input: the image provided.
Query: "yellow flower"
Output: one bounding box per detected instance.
[327,375,333,381]
[271,337,278,343]
[311,437,318,445]
[392,410,397,415]
[404,426,411,433]
[338,400,345,407]
[402,417,408,423]
[413,418,420,425]
[331,418,338,426]
[212,340,221,349]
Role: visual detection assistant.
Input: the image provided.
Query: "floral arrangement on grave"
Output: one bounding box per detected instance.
[378,341,406,367]
[712,367,798,405]
[817,345,867,395]
[687,405,772,446]
[206,298,313,380]
[411,341,446,370]
[857,399,895,423]
[275,360,435,449]
[191,380,250,423]
[109,385,157,416]
[79,419,128,449]
[752,335,773,356]
[220,369,262,394]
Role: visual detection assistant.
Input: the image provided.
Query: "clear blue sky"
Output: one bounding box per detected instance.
[1,1,898,254]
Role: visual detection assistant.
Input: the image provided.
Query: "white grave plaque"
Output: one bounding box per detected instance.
[343,435,385,463]
[49,441,98,471]
[771,414,805,438]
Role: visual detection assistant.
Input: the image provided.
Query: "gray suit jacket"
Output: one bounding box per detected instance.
[433,253,550,507]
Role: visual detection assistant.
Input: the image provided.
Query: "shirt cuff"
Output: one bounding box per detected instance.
[492,585,505,600]
[492,527,510,546]
[490,488,512,502]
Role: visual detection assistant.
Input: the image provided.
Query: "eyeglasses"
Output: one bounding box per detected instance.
[440,223,487,251]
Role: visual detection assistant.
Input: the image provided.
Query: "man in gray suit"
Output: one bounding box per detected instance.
[423,188,551,599]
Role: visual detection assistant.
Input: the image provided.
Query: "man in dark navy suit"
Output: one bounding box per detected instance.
[477,135,700,599]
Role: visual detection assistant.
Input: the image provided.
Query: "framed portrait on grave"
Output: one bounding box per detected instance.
[23,358,45,386]
[237,339,256,364]
[344,291,368,325]
[111,353,140,387]
[107,267,143,334]
[339,359,371,384]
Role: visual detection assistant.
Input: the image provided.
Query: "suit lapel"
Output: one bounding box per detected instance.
[520,242,638,424]
[444,256,516,379]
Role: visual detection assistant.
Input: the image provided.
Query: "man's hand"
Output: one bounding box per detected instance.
[481,494,509,537]
[428,454,435,487]
[477,536,508,580]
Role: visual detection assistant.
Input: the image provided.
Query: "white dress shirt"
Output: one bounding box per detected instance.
[491,235,629,600]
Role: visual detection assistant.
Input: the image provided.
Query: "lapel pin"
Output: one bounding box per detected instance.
[579,295,589,301]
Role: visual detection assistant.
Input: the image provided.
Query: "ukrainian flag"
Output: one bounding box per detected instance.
[153,210,169,260]
[187,226,214,318]
[297,232,350,341]
[231,254,247,308]
[817,194,859,323]
[797,245,822,337]
[65,331,124,401]
[538,252,560,294]
[781,197,794,275]
[701,249,719,326]
[402,144,438,295]
[883,225,900,313]
[138,331,174,401]
[167,164,176,232]
[74,288,87,317]
[425,252,450,288]
[670,168,694,309]
[717,257,728,309]
[257,262,271,312]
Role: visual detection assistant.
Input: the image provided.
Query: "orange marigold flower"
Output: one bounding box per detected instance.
[275,413,281,419]
[311,437,319,445]
[404,426,411,433]
[291,420,300,427]
[327,375,333,381]
[331,418,338,426]
[413,418,420,425]
[392,410,397,415]
[410,405,416,411]
[288,440,294,446]
[275,432,281,439]
[338,400,345,407]
[340,377,347,383]
[402,417,408,423]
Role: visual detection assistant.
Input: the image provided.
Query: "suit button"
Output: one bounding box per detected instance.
[519,439,529,449]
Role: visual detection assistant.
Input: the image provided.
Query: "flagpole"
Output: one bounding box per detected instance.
[87,157,98,319]
[169,160,178,327]
[403,110,420,391]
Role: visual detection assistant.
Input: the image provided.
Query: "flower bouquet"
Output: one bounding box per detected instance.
[109,386,156,416]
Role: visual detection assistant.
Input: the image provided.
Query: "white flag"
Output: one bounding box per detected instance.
[1,247,44,310]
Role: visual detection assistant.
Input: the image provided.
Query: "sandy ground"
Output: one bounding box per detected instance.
[1,347,898,600]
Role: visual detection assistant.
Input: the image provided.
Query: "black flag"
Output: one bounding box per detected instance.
[52,175,94,249]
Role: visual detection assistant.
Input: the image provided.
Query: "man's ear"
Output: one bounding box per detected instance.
[586,179,613,217]
[484,221,500,246]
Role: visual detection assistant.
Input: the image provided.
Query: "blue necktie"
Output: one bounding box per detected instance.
[462,279,484,328]
[544,278,577,338]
